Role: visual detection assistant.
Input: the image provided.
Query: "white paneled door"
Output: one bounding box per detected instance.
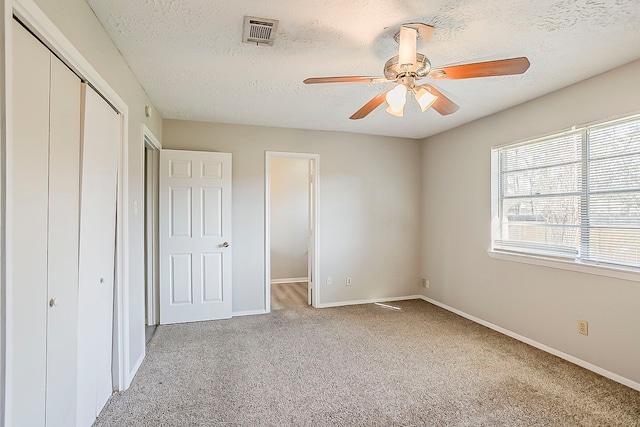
[159,150,232,324]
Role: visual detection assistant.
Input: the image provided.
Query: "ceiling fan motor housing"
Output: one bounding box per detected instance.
[384,53,431,80]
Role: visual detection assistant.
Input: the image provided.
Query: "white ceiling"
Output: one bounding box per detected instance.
[85,0,640,139]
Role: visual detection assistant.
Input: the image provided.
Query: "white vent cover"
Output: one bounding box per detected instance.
[243,16,279,46]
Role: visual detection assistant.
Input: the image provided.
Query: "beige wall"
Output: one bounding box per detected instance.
[421,59,640,386]
[270,157,309,281]
[31,0,163,380]
[163,120,422,312]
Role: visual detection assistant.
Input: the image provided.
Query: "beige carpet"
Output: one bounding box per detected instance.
[94,300,640,426]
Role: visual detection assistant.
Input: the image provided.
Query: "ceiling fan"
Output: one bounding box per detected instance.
[303,23,530,120]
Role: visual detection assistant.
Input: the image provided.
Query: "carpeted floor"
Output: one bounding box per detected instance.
[94,300,640,426]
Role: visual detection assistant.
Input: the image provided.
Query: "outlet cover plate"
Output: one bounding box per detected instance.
[578,320,588,335]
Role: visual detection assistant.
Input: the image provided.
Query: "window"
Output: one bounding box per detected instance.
[491,114,640,271]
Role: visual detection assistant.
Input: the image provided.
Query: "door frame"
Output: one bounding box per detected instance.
[265,151,319,312]
[2,3,134,422]
[143,125,161,326]
[1,0,9,422]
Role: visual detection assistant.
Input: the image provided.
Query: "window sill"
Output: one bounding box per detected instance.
[487,250,640,283]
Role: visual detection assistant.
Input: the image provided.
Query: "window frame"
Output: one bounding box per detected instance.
[490,113,640,279]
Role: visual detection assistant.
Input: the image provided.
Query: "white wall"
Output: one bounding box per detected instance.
[421,59,640,387]
[270,157,309,281]
[163,120,422,312]
[22,0,162,385]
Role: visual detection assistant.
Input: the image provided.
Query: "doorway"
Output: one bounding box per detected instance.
[265,152,319,312]
[143,126,161,342]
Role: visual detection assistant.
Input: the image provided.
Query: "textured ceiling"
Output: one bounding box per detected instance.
[85,0,640,139]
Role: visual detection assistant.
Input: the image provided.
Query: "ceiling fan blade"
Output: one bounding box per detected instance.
[420,85,459,115]
[304,76,388,84]
[350,90,390,120]
[427,57,530,80]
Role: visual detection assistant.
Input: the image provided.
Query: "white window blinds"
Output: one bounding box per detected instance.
[492,115,640,271]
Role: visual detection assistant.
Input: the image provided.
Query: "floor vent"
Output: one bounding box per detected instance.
[243,16,279,46]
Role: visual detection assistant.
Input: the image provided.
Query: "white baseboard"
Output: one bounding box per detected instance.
[270,277,308,285]
[232,309,267,317]
[316,295,422,309]
[419,296,640,392]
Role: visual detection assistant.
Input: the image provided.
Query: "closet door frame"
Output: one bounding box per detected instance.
[1,1,135,423]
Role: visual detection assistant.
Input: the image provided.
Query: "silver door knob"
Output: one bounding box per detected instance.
[49,298,59,307]
[222,242,229,248]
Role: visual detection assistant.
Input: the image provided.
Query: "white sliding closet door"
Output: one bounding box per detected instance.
[76,85,120,427]
[11,19,51,427]
[11,19,81,427]
[46,41,82,426]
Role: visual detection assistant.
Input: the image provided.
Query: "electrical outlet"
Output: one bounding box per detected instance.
[421,278,429,288]
[326,276,332,285]
[578,320,588,336]
[346,277,352,286]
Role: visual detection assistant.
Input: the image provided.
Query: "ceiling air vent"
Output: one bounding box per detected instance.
[243,16,279,46]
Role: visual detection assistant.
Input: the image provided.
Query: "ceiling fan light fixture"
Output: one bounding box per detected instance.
[385,84,407,117]
[414,87,438,112]
[385,104,404,117]
[398,26,417,68]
